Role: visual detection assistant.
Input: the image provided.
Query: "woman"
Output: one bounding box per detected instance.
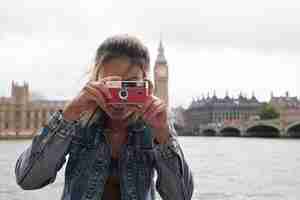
[15,35,194,200]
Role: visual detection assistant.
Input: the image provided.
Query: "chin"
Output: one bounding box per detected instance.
[109,115,125,120]
[108,112,132,121]
[106,107,134,121]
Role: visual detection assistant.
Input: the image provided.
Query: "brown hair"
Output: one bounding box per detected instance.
[89,34,150,81]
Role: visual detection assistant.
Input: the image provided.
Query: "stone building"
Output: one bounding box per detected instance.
[270,91,300,110]
[154,40,169,107]
[0,81,67,135]
[270,92,300,124]
[184,92,263,131]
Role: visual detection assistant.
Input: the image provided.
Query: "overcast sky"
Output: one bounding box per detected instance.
[1,0,300,108]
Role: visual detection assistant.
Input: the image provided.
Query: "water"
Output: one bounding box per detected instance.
[1,137,300,200]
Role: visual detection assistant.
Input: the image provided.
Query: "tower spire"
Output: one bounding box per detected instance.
[213,90,217,99]
[251,91,258,102]
[225,90,230,100]
[155,36,167,65]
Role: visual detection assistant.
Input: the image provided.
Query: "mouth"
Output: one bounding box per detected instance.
[111,105,125,111]
[108,105,126,115]
[107,105,137,119]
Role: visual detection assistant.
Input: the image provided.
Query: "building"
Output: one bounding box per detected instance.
[270,92,300,124]
[184,92,263,131]
[0,81,67,135]
[270,91,300,110]
[154,40,169,107]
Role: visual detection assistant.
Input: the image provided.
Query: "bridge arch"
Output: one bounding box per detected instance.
[286,122,300,138]
[201,128,217,136]
[246,124,280,137]
[219,126,241,137]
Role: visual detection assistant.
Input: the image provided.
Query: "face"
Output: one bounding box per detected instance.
[99,56,144,120]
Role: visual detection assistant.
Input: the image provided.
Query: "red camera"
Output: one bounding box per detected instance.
[105,81,149,104]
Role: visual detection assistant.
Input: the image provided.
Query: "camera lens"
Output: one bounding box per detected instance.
[118,88,128,100]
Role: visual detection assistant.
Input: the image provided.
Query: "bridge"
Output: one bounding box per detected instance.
[198,120,300,138]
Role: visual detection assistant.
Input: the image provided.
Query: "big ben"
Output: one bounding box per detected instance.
[154,40,169,107]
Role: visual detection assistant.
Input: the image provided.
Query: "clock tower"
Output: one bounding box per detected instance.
[154,40,169,107]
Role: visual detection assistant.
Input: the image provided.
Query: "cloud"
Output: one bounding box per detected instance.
[1,0,300,107]
[2,0,300,52]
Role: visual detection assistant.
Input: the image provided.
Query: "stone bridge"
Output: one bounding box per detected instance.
[198,120,300,138]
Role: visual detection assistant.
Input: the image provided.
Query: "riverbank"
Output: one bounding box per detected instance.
[0,131,35,140]
[0,135,34,140]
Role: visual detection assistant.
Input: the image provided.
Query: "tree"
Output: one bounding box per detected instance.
[259,103,280,120]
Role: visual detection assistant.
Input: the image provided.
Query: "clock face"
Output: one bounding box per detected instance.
[156,66,167,77]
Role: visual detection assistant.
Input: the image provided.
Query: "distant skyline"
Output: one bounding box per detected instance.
[1,0,300,108]
[1,79,297,106]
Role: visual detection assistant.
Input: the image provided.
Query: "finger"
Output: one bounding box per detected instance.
[141,95,158,112]
[140,97,156,116]
[80,100,98,114]
[92,76,122,99]
[85,92,111,115]
[147,103,167,120]
[84,88,105,107]
[83,86,110,113]
[89,81,112,99]
[83,90,101,107]
[77,97,97,109]
[101,76,122,81]
[144,100,164,119]
[85,85,106,101]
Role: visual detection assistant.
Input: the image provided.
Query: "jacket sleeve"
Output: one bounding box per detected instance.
[15,110,78,190]
[153,121,194,200]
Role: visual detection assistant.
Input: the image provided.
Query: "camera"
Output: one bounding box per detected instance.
[105,81,149,104]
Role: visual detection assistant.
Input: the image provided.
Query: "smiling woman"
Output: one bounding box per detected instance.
[14,34,194,200]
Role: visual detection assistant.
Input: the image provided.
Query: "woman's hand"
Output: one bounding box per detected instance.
[62,76,121,121]
[139,95,170,144]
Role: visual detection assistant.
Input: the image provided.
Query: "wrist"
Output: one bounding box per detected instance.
[62,108,81,121]
[154,125,171,144]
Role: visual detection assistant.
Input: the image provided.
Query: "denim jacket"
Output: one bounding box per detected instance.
[15,108,194,200]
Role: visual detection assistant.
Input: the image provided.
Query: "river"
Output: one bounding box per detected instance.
[1,137,300,200]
